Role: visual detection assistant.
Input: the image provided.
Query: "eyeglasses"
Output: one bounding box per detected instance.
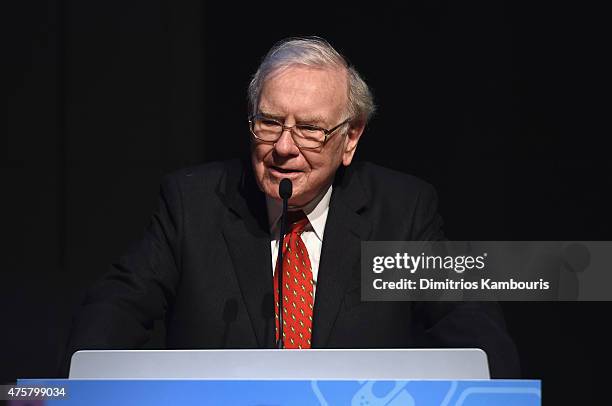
[249,114,351,150]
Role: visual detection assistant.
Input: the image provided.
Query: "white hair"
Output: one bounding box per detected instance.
[247,37,375,124]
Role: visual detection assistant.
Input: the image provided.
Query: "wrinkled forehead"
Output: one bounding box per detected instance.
[258,65,349,121]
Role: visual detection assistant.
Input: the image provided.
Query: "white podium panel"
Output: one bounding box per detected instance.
[69,348,490,379]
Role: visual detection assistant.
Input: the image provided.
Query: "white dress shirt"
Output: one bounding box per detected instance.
[266,185,333,298]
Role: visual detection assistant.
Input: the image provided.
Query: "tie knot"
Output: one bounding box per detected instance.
[286,210,309,234]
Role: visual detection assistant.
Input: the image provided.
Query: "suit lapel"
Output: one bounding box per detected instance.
[312,166,371,347]
[218,160,275,348]
[217,161,372,349]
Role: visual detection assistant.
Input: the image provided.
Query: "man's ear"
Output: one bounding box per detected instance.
[342,119,366,166]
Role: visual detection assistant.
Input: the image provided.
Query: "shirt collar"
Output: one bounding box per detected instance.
[266,184,333,241]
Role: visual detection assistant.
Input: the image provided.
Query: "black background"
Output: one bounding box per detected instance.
[2,0,610,403]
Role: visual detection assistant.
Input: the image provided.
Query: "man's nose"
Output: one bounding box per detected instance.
[274,128,300,156]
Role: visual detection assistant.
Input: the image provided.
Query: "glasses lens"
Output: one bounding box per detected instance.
[294,126,325,148]
[251,117,327,148]
[252,118,282,141]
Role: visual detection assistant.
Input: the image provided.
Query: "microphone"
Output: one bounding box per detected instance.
[276,178,292,348]
[279,178,292,200]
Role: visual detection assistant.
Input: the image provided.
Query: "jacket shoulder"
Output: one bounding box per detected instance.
[349,162,443,240]
[351,161,435,198]
[166,159,239,181]
[161,159,242,192]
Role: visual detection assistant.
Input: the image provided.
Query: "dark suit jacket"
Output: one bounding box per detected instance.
[62,159,520,377]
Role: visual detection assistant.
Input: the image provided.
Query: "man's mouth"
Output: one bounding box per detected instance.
[270,166,302,174]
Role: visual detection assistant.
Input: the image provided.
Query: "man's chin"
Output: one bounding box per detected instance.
[262,182,307,205]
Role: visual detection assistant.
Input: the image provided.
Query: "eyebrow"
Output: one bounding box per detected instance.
[258,111,328,127]
[258,111,285,121]
[296,115,328,126]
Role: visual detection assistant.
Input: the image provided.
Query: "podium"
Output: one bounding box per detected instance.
[14,349,541,405]
[69,348,490,379]
[15,379,541,405]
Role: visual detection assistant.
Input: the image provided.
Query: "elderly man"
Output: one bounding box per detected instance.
[63,37,519,377]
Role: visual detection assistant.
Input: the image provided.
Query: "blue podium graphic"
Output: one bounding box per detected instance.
[18,379,541,405]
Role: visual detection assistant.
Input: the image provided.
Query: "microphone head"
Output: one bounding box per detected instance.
[279,178,293,200]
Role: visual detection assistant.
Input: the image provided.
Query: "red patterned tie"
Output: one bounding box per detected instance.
[274,210,314,349]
